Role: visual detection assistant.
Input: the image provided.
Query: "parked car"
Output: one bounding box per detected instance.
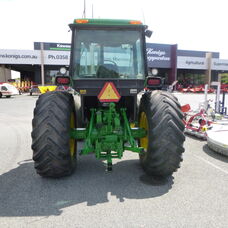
[0,83,19,98]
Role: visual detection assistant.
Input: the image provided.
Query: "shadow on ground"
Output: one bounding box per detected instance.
[0,155,173,217]
[203,144,228,163]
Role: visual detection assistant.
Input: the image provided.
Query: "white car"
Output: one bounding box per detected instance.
[0,83,19,98]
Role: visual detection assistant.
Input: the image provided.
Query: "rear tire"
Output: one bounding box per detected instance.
[138,90,185,178]
[31,91,77,177]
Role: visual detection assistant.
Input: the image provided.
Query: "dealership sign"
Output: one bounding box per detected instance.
[0,49,70,65]
[34,42,71,51]
[177,56,207,69]
[0,49,40,65]
[177,56,228,71]
[146,43,171,68]
[212,59,228,71]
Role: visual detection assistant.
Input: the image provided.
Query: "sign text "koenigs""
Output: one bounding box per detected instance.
[146,48,170,62]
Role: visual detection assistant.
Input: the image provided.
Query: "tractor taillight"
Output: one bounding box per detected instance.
[56,76,70,85]
[146,77,163,90]
[147,78,161,86]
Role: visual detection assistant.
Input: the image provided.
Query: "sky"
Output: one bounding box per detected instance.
[1,0,228,59]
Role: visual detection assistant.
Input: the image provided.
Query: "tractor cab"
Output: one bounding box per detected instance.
[70,19,148,80]
[69,19,152,122]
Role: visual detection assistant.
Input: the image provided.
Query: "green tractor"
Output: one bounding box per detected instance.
[31,19,185,178]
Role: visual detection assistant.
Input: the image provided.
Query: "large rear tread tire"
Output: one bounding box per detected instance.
[31,91,76,178]
[139,90,185,178]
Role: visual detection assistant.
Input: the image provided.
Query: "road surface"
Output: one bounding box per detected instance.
[0,94,227,227]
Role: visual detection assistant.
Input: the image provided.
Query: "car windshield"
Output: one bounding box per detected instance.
[72,29,145,79]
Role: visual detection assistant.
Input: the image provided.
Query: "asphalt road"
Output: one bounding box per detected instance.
[0,94,228,228]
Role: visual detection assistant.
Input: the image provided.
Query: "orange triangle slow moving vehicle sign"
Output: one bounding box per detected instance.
[98,82,121,102]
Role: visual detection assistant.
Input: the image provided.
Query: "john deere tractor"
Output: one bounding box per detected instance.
[31,19,185,178]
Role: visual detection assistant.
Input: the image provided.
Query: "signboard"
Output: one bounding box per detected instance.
[177,50,219,58]
[177,56,207,70]
[178,57,228,71]
[0,49,70,65]
[146,43,171,68]
[211,59,228,71]
[34,42,71,51]
[0,49,40,65]
[43,51,70,65]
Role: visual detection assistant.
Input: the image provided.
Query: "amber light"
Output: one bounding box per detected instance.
[75,19,89,24]
[129,20,142,25]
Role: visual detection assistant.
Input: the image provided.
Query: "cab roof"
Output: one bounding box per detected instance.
[72,18,145,26]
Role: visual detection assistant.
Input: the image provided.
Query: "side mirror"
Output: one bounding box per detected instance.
[145,30,153,38]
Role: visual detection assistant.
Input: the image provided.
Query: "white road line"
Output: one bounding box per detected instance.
[194,154,228,175]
